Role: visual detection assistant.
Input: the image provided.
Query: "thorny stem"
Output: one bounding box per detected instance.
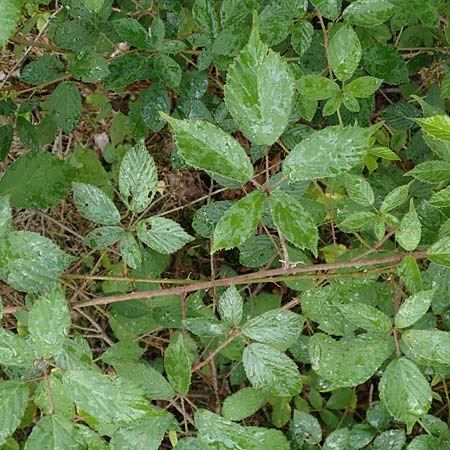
[4,250,425,316]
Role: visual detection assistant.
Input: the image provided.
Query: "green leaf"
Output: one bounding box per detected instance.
[0,230,73,293]
[309,334,393,389]
[429,186,450,207]
[258,3,292,46]
[119,141,157,213]
[218,285,243,326]
[379,358,431,431]
[344,0,394,27]
[291,20,314,57]
[337,210,376,230]
[289,410,322,447]
[344,76,383,98]
[335,302,392,333]
[211,191,264,252]
[136,217,194,254]
[0,327,35,367]
[28,285,71,358]
[297,75,340,100]
[415,115,450,141]
[311,0,341,19]
[397,256,423,293]
[345,174,374,206]
[196,409,290,449]
[223,19,294,145]
[84,226,122,249]
[120,233,142,269]
[222,387,268,421]
[20,55,65,85]
[301,286,357,336]
[243,309,304,346]
[72,182,120,225]
[239,234,277,268]
[49,81,82,133]
[164,335,191,395]
[380,183,410,213]
[349,425,376,449]
[406,161,450,184]
[368,146,401,161]
[395,289,435,329]
[0,0,22,47]
[132,82,169,133]
[69,49,109,83]
[16,117,39,151]
[323,428,349,450]
[402,329,450,365]
[68,146,112,195]
[113,17,152,50]
[381,102,421,130]
[192,201,234,238]
[63,369,148,424]
[193,0,219,35]
[82,0,105,12]
[183,318,229,337]
[269,190,318,255]
[24,415,82,450]
[343,94,360,112]
[329,25,361,81]
[243,343,302,396]
[110,414,171,450]
[104,54,150,90]
[34,377,74,418]
[0,124,13,160]
[362,44,408,85]
[323,93,344,116]
[396,200,421,251]
[407,435,440,450]
[0,151,75,208]
[428,237,450,267]
[0,381,29,446]
[152,54,181,89]
[374,430,405,450]
[114,362,175,400]
[0,196,11,236]
[16,116,41,152]
[163,115,253,185]
[102,340,144,365]
[283,126,372,181]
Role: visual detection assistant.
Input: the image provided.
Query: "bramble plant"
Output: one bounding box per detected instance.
[2,0,450,448]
